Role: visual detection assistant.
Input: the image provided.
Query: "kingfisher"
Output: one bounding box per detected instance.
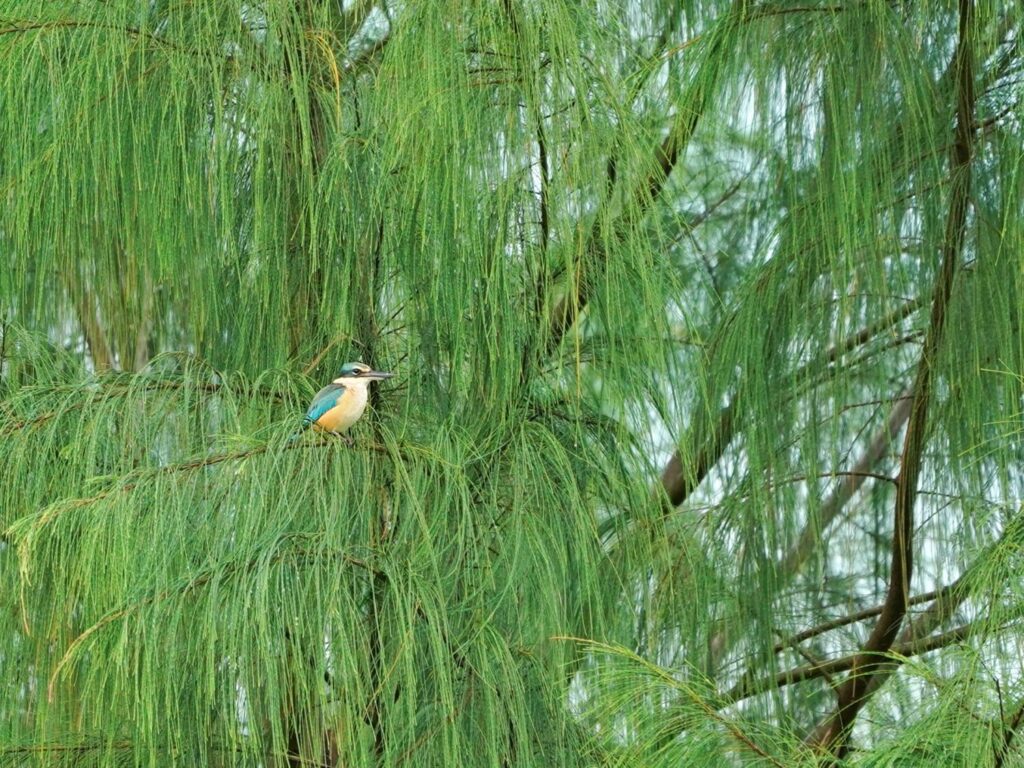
[299,361,393,439]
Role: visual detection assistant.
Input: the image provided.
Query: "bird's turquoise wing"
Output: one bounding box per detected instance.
[304,383,345,424]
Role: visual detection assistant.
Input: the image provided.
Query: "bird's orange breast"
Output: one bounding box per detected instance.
[313,386,368,433]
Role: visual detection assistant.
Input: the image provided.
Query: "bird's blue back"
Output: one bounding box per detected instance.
[304,383,346,424]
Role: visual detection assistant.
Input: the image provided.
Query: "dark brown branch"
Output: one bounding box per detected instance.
[783,470,898,486]
[712,393,906,670]
[537,118,550,252]
[772,588,943,655]
[727,507,1024,707]
[996,696,1024,768]
[852,511,1024,704]
[808,0,976,754]
[606,11,686,200]
[783,638,839,691]
[719,505,1022,717]
[544,5,743,356]
[660,294,921,513]
[660,402,737,509]
[822,298,926,363]
[724,620,996,706]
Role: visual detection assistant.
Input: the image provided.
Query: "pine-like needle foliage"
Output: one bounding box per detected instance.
[1,1,1022,765]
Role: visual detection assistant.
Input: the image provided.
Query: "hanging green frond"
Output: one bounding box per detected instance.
[2,0,1023,765]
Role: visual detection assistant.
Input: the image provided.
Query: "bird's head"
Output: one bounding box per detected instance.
[334,361,394,384]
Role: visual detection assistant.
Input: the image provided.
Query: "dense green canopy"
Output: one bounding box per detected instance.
[1,1,1022,765]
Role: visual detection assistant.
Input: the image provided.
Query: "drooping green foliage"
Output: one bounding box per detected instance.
[1,0,1022,765]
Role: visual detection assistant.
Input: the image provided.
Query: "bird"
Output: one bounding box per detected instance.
[297,361,393,441]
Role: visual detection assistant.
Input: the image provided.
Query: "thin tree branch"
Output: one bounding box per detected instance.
[780,470,898,487]
[822,298,927,363]
[772,588,943,655]
[708,395,909,666]
[778,391,912,581]
[606,9,686,201]
[121,266,154,373]
[0,313,9,386]
[10,435,401,540]
[0,375,296,436]
[0,18,188,53]
[659,401,737,510]
[808,0,976,753]
[660,295,921,513]
[852,510,1024,704]
[365,571,389,761]
[781,635,839,691]
[726,508,1024,706]
[537,116,550,253]
[996,696,1024,768]
[723,619,1003,706]
[544,4,743,356]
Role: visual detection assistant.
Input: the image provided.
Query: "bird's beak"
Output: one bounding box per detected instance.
[366,370,394,380]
